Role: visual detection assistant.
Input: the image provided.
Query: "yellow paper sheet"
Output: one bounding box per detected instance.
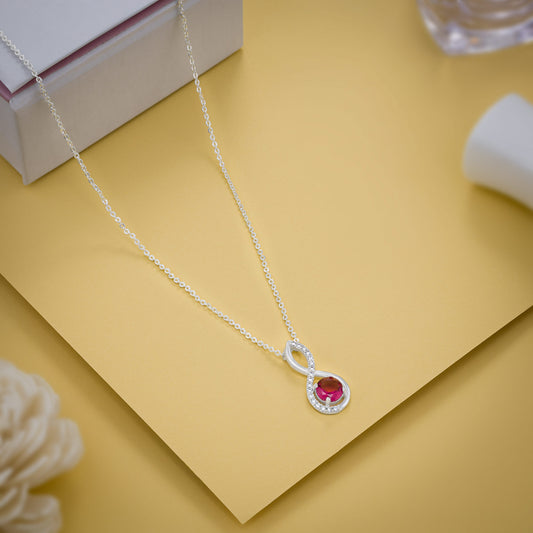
[2,275,532,532]
[0,0,532,522]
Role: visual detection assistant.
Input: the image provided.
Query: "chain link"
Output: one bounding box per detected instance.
[0,2,299,357]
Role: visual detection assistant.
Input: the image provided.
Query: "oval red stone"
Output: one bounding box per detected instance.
[315,376,343,402]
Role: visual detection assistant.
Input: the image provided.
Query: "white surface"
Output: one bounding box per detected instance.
[0,0,242,183]
[0,0,159,92]
[463,93,533,210]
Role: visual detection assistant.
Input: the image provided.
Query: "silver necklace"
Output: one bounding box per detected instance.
[0,0,350,415]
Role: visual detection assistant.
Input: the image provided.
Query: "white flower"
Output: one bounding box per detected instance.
[0,360,83,533]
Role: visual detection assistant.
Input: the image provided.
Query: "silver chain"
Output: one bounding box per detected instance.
[0,2,300,357]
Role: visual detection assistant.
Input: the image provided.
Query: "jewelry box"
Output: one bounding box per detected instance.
[0,0,242,184]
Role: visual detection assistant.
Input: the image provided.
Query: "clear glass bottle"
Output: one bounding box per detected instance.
[417,0,533,54]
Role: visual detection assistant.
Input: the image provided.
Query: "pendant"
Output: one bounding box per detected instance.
[282,340,350,415]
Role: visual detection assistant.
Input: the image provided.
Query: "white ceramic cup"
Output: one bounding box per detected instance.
[463,93,533,210]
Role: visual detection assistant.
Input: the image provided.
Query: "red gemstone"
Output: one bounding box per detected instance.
[315,376,343,402]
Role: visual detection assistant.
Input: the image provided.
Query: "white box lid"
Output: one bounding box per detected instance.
[0,0,172,93]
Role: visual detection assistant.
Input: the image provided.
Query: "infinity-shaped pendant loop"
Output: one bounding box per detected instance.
[283,340,350,415]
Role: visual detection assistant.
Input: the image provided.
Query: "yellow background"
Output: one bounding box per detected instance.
[1,0,532,528]
[2,277,532,531]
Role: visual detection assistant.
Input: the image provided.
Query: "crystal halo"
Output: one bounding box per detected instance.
[283,340,350,415]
